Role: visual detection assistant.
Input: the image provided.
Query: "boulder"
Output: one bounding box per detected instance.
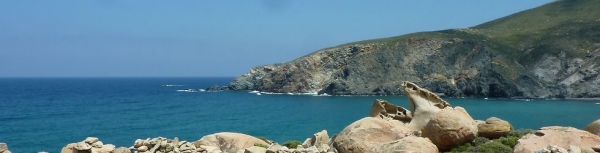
[332,117,413,153]
[303,130,330,148]
[584,119,600,136]
[513,126,600,153]
[266,143,282,153]
[421,107,478,151]
[369,99,412,123]
[401,81,452,131]
[244,146,267,153]
[0,143,10,153]
[477,117,512,139]
[379,136,439,153]
[84,137,99,144]
[195,132,269,153]
[113,147,131,153]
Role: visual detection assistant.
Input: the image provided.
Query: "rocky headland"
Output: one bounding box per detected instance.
[228,0,600,98]
[42,81,600,153]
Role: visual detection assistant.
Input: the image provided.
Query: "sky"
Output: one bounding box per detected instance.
[0,0,554,77]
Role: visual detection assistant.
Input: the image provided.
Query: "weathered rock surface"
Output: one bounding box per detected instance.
[228,0,600,99]
[129,137,199,153]
[514,126,600,153]
[477,117,512,139]
[61,137,118,153]
[369,99,412,123]
[332,117,413,153]
[379,136,438,153]
[402,81,451,131]
[584,119,600,136]
[114,147,132,153]
[421,107,478,151]
[243,146,266,153]
[195,132,269,153]
[0,143,11,153]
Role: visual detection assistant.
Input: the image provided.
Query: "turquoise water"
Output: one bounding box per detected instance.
[1,77,599,153]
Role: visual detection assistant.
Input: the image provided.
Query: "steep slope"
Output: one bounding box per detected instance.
[229,0,600,98]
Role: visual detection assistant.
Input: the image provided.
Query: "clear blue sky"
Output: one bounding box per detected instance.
[0,0,553,77]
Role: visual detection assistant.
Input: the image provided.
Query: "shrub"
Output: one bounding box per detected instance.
[254,143,268,148]
[257,136,270,144]
[472,137,490,146]
[283,140,302,149]
[450,143,472,152]
[497,136,519,148]
[469,141,512,153]
[506,129,535,138]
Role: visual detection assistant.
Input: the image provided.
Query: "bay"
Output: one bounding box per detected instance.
[0,77,598,153]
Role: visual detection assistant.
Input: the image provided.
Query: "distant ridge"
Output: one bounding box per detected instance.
[229,0,600,98]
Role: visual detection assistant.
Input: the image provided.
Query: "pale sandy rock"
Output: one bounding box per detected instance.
[0,143,8,153]
[569,145,582,153]
[422,107,478,151]
[198,145,222,153]
[304,146,318,153]
[401,81,451,131]
[244,146,267,153]
[477,117,512,139]
[75,141,93,150]
[138,146,149,152]
[317,143,330,152]
[379,136,438,153]
[591,145,600,152]
[584,119,600,136]
[195,132,269,153]
[304,130,329,147]
[369,99,412,123]
[92,141,104,148]
[514,126,600,153]
[60,143,77,153]
[332,117,413,153]
[266,143,281,153]
[85,137,99,144]
[302,138,312,148]
[113,147,131,153]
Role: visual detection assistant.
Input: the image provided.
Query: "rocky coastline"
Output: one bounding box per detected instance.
[9,81,600,153]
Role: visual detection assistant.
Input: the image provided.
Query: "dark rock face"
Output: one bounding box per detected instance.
[229,0,600,98]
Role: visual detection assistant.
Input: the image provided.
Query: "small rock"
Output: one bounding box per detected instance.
[114,147,131,153]
[304,146,319,153]
[0,143,8,152]
[138,146,149,152]
[244,146,267,153]
[75,141,92,150]
[317,143,330,152]
[134,139,144,148]
[85,137,99,144]
[266,143,282,153]
[92,141,104,148]
[591,145,600,152]
[568,145,581,153]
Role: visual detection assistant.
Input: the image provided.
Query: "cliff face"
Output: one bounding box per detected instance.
[229,0,600,98]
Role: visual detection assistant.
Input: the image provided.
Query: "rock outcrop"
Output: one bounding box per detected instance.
[421,107,478,151]
[301,130,330,149]
[228,0,600,99]
[194,132,269,153]
[332,117,413,153]
[61,137,117,153]
[369,99,412,123]
[513,126,600,153]
[130,137,198,153]
[584,119,600,136]
[0,143,10,153]
[477,117,512,139]
[379,136,439,153]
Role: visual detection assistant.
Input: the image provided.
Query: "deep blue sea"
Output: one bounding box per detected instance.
[1,77,599,153]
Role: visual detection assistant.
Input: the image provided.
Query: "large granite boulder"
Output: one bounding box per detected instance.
[584,119,600,136]
[477,117,512,139]
[421,107,478,151]
[194,132,269,153]
[61,137,116,153]
[379,136,438,153]
[513,126,600,153]
[369,99,412,123]
[332,117,413,153]
[0,143,11,153]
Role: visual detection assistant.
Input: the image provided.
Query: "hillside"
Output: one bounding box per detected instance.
[229,0,600,98]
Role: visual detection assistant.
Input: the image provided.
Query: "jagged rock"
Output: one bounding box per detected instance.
[514,126,600,153]
[332,117,413,153]
[92,144,115,153]
[401,81,451,131]
[584,119,600,136]
[198,145,222,153]
[304,146,319,153]
[317,144,330,153]
[266,143,281,153]
[477,117,512,139]
[92,141,104,148]
[195,132,269,153]
[421,107,478,151]
[379,136,439,153]
[244,146,266,153]
[592,145,600,152]
[369,99,412,123]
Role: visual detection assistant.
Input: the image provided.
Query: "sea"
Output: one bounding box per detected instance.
[0,77,599,153]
